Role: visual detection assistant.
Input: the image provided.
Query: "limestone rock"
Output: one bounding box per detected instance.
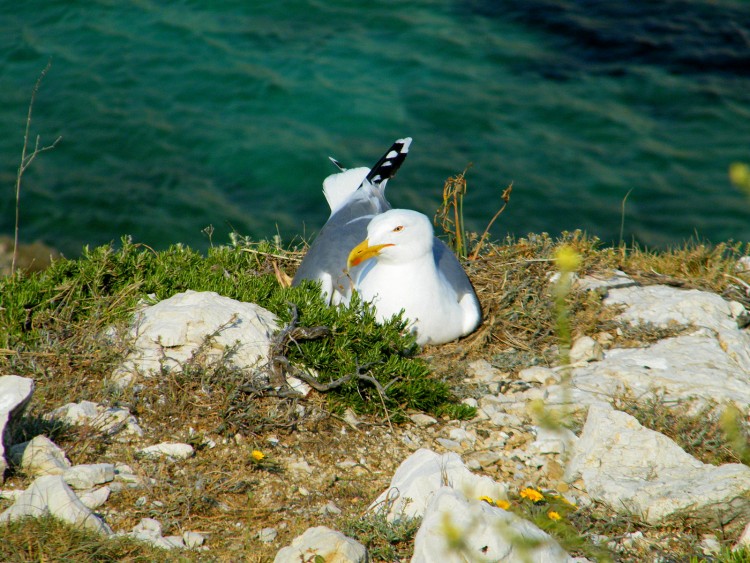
[574,269,635,292]
[46,400,143,437]
[409,413,438,427]
[138,442,195,460]
[530,425,578,455]
[412,487,574,563]
[10,435,71,477]
[566,404,750,526]
[258,527,278,543]
[113,290,279,384]
[369,448,507,522]
[126,517,186,549]
[569,336,603,363]
[78,485,110,510]
[518,366,559,385]
[183,530,206,548]
[546,330,750,410]
[63,463,115,490]
[274,526,367,563]
[467,359,501,382]
[605,284,750,371]
[0,375,34,482]
[0,474,112,535]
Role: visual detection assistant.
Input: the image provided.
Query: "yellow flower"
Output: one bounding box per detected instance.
[548,510,562,521]
[478,495,494,504]
[555,245,581,273]
[495,499,511,510]
[519,488,544,502]
[251,450,265,461]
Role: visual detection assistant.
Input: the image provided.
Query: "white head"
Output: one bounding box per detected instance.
[347,209,434,268]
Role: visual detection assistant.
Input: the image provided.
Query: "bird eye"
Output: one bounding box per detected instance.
[393,225,404,232]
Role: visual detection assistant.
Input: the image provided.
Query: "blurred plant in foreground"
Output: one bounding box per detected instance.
[729,162,750,196]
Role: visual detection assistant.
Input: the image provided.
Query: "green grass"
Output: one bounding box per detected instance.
[340,513,421,561]
[0,237,473,422]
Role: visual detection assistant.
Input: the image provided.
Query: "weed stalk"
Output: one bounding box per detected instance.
[12,61,62,275]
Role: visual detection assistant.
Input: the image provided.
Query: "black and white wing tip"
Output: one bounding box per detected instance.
[365,137,413,186]
[328,156,346,171]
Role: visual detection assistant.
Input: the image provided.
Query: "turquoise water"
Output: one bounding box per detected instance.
[2,1,750,256]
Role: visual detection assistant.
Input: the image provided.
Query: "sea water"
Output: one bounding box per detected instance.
[2,0,750,256]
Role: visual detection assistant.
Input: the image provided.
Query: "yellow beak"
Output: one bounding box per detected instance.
[347,239,394,269]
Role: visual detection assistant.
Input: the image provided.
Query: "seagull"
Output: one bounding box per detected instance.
[347,209,481,345]
[292,138,413,304]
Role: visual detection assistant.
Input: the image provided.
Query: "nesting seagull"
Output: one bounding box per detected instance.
[293,138,481,345]
[347,209,481,345]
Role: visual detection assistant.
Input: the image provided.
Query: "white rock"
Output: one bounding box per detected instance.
[287,459,313,475]
[274,526,367,563]
[318,501,342,515]
[133,517,163,538]
[46,401,143,437]
[77,486,111,510]
[467,451,503,469]
[410,413,438,427]
[138,442,194,460]
[10,435,71,477]
[436,438,462,452]
[0,474,112,535]
[183,530,205,548]
[113,290,279,384]
[0,375,34,482]
[160,536,187,549]
[369,448,507,522]
[286,376,312,397]
[605,284,750,372]
[126,517,187,550]
[258,527,278,543]
[518,366,559,385]
[566,404,750,525]
[448,428,476,446]
[569,336,604,363]
[63,463,115,489]
[546,331,750,411]
[467,359,501,382]
[411,487,574,563]
[574,270,635,292]
[530,425,578,455]
[488,412,522,429]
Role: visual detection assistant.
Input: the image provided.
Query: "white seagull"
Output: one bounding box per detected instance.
[347,209,481,345]
[293,138,481,345]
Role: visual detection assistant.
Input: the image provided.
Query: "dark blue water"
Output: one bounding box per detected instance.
[2,0,750,256]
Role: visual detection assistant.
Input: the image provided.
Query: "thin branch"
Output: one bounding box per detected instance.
[241,247,301,263]
[13,61,62,274]
[470,182,512,261]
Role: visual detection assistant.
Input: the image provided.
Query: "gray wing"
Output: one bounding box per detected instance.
[292,185,390,303]
[433,238,480,303]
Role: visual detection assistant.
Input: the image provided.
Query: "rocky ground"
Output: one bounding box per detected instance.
[2,238,750,561]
